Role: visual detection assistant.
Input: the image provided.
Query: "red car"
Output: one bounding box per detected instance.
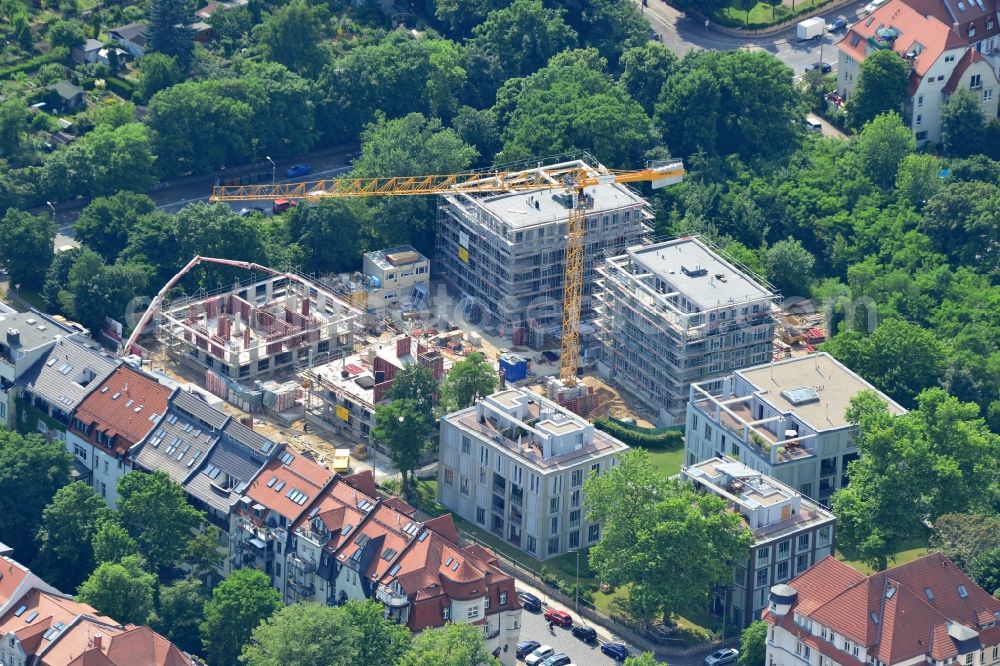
[544,609,572,627]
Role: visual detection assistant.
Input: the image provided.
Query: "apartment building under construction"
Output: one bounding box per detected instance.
[435,158,652,328]
[595,237,777,425]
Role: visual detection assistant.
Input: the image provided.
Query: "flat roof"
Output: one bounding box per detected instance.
[738,353,906,431]
[627,238,774,310]
[0,312,76,351]
[477,182,646,231]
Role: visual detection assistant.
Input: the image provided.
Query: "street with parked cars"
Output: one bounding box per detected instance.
[517,589,634,665]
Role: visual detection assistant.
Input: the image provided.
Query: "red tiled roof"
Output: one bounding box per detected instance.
[0,557,30,608]
[72,367,171,454]
[245,449,334,523]
[901,0,1000,43]
[767,553,1000,664]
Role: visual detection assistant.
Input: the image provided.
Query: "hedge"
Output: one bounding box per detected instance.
[103,76,135,99]
[0,49,66,80]
[593,417,684,449]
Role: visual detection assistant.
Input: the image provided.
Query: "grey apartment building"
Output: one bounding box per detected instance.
[685,353,907,505]
[435,159,651,327]
[595,237,777,425]
[682,457,836,628]
[438,387,628,560]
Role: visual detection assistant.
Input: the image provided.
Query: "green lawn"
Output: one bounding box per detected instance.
[645,446,685,477]
[717,0,826,27]
[836,535,932,575]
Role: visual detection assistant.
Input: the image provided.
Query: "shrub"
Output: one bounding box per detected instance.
[593,418,683,450]
[103,76,135,99]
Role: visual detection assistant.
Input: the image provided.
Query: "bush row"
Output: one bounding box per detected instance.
[593,417,684,449]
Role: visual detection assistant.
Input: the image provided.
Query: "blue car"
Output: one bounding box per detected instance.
[285,163,311,178]
[517,591,542,612]
[601,643,630,662]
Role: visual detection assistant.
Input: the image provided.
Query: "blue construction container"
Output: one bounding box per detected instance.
[499,354,528,383]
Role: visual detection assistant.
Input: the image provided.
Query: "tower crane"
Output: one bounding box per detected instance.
[207,160,685,383]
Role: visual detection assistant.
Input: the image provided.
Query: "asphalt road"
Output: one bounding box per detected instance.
[518,603,640,666]
[641,0,872,75]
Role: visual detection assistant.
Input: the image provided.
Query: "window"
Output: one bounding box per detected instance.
[778,540,791,560]
[971,74,982,89]
[443,607,450,620]
[758,546,771,564]
[821,626,832,641]
[776,560,790,581]
[550,496,560,513]
[984,89,994,102]
[916,114,923,125]
[476,507,486,525]
[917,94,924,106]
[526,535,537,554]
[550,516,558,534]
[916,131,929,141]
[571,469,583,487]
[499,592,507,605]
[461,437,471,455]
[797,533,811,553]
[755,567,769,589]
[797,552,811,574]
[570,489,580,508]
[945,54,956,62]
[444,468,454,486]
[460,477,470,496]
[529,474,539,494]
[817,525,832,548]
[569,530,580,549]
[547,537,560,556]
[735,565,746,587]
[479,445,489,466]
[467,605,479,619]
[588,524,600,542]
[73,444,87,461]
[485,596,490,609]
[569,509,580,527]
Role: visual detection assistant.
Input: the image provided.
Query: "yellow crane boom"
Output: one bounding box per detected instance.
[209,160,685,382]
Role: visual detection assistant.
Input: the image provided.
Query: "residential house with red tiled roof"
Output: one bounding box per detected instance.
[67,365,172,508]
[764,552,1000,666]
[836,0,999,143]
[0,550,192,666]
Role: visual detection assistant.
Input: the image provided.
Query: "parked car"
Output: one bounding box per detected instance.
[285,163,312,178]
[804,61,832,74]
[517,641,541,659]
[705,648,740,666]
[862,0,887,14]
[806,116,823,132]
[539,654,571,666]
[525,646,554,666]
[827,17,848,31]
[601,643,630,661]
[543,609,572,627]
[272,198,298,214]
[237,206,267,217]
[570,625,597,642]
[518,591,542,612]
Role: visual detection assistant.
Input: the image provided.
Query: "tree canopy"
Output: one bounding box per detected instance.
[0,209,55,290]
[440,352,498,413]
[398,622,499,666]
[35,482,110,591]
[116,471,205,573]
[77,554,158,626]
[240,603,360,666]
[201,568,282,666]
[846,50,910,129]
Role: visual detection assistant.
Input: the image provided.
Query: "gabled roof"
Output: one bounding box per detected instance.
[72,366,171,453]
[0,557,31,609]
[109,22,147,45]
[901,0,1000,43]
[47,81,85,100]
[245,449,334,523]
[20,337,118,413]
[134,390,227,486]
[183,430,272,513]
[769,553,1000,664]
[942,48,993,93]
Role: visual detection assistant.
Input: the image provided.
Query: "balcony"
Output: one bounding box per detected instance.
[376,586,410,608]
[287,552,316,574]
[510,487,523,507]
[286,578,315,598]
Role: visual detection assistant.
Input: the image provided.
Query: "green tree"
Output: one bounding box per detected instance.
[0,430,71,563]
[919,180,1000,273]
[440,352,497,413]
[398,622,499,666]
[895,153,941,209]
[0,99,30,156]
[562,0,648,66]
[42,246,83,311]
[431,0,503,37]
[969,547,1000,596]
[941,88,986,157]
[92,519,140,564]
[117,471,205,573]
[48,19,85,50]
[372,399,433,498]
[75,191,156,262]
[618,42,678,114]
[77,554,157,626]
[285,199,363,275]
[0,208,54,290]
[497,49,660,168]
[200,568,282,666]
[147,0,193,70]
[471,0,577,79]
[656,66,721,157]
[739,620,768,666]
[823,320,946,408]
[624,654,660,666]
[852,112,916,187]
[35,482,110,591]
[389,363,438,417]
[137,53,181,102]
[584,449,754,622]
[57,250,150,335]
[340,600,411,666]
[254,0,325,77]
[766,237,815,296]
[240,603,360,666]
[846,50,910,129]
[451,106,502,166]
[155,579,205,655]
[184,526,223,580]
[930,513,1000,570]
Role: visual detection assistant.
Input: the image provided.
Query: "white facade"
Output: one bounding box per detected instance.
[360,246,430,313]
[438,388,627,560]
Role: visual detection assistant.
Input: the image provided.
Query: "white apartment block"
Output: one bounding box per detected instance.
[837,0,999,144]
[438,387,628,561]
[685,353,906,505]
[595,237,777,426]
[359,246,430,313]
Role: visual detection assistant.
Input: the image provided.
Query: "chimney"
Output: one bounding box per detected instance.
[93,633,102,650]
[953,21,960,35]
[6,328,20,346]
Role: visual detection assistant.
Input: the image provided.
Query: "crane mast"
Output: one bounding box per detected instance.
[205,160,685,382]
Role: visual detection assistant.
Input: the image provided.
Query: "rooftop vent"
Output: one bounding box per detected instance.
[780,387,820,406]
[681,265,709,277]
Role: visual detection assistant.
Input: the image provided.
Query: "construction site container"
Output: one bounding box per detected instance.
[499,354,528,382]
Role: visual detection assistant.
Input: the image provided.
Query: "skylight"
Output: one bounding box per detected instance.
[924,587,934,600]
[445,557,454,567]
[24,611,38,623]
[266,476,278,488]
[870,613,879,625]
[389,564,401,576]
[418,531,429,542]
[958,585,968,598]
[279,451,295,465]
[13,605,26,617]
[342,524,354,537]
[111,392,120,400]
[381,548,397,561]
